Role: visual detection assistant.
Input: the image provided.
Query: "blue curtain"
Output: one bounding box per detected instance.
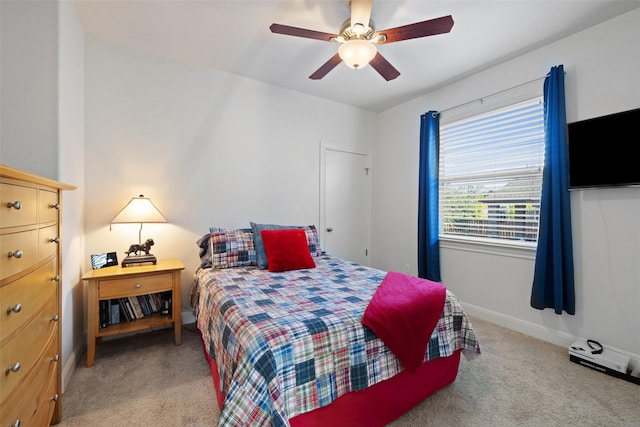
[531,65,575,315]
[418,111,442,282]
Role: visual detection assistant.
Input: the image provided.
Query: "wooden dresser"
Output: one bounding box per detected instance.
[1,165,75,426]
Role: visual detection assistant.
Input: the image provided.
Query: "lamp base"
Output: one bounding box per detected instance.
[121,254,157,267]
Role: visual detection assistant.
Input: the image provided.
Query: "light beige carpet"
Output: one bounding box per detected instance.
[58,324,218,426]
[58,318,639,426]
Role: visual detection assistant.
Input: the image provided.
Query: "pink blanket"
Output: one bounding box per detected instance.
[362,271,447,372]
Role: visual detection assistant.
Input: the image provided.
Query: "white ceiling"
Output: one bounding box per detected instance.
[74,0,640,112]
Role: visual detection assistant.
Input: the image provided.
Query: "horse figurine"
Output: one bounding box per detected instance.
[125,238,154,257]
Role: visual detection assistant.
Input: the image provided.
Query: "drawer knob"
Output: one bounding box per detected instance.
[49,203,60,210]
[135,283,142,288]
[51,354,60,362]
[5,362,20,374]
[7,250,23,259]
[6,304,22,314]
[9,420,21,427]
[51,314,59,321]
[50,275,60,282]
[49,237,60,243]
[51,394,59,402]
[7,200,21,210]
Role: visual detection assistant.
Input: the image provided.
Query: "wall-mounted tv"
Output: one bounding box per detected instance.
[567,107,640,189]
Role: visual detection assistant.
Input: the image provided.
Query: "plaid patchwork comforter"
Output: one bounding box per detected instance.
[191,255,480,426]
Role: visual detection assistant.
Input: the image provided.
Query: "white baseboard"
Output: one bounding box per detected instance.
[460,302,640,362]
[61,340,85,393]
[182,309,196,325]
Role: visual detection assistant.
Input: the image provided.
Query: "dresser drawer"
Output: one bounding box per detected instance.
[0,229,38,281]
[0,258,57,345]
[39,224,59,261]
[0,183,37,228]
[0,296,58,403]
[38,189,59,224]
[0,332,59,427]
[99,271,173,299]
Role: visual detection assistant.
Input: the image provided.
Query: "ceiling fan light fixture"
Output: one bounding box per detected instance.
[352,23,367,36]
[338,39,377,70]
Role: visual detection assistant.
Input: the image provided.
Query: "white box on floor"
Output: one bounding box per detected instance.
[569,339,639,385]
[569,339,629,373]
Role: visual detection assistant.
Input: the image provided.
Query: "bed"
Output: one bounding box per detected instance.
[191,224,480,426]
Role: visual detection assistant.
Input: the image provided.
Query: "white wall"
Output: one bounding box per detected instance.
[372,9,640,358]
[83,38,377,313]
[0,0,58,177]
[0,0,85,391]
[57,0,85,391]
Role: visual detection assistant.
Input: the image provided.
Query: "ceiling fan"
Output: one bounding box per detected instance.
[269,0,454,81]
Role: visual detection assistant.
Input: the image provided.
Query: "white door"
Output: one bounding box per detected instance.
[320,144,370,265]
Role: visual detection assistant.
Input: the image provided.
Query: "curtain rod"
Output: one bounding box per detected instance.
[437,74,548,115]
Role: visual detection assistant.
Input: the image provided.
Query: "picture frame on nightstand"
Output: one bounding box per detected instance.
[91,252,118,269]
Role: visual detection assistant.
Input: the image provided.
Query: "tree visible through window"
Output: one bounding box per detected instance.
[439,98,545,243]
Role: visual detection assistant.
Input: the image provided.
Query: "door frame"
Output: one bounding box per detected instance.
[319,142,372,264]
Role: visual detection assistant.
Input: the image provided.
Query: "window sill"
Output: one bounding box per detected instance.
[439,235,536,260]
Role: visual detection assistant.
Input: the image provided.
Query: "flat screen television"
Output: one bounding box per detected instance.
[567,107,640,189]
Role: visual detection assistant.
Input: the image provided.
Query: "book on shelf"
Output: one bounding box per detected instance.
[137,295,151,315]
[99,292,171,324]
[147,293,158,312]
[144,294,157,313]
[110,300,120,324]
[150,294,159,313]
[128,296,144,319]
[117,298,129,322]
[124,298,136,321]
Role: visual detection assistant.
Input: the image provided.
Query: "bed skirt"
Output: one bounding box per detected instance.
[200,336,461,426]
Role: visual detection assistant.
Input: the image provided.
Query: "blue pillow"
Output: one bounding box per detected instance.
[250,222,296,269]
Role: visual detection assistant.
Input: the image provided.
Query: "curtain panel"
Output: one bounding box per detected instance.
[531,64,576,315]
[418,111,442,282]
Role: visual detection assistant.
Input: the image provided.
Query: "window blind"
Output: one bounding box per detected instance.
[439,98,545,243]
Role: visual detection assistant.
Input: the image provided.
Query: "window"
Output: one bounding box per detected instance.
[439,98,544,244]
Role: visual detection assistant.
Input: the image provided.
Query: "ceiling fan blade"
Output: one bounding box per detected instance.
[270,23,338,42]
[309,53,343,80]
[377,15,454,44]
[350,0,373,28]
[369,52,400,81]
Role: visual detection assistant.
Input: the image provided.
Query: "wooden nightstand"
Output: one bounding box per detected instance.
[82,259,185,367]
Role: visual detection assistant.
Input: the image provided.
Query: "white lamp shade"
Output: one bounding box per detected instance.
[111,195,167,224]
[338,40,377,70]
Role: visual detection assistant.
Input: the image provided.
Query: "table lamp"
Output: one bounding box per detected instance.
[111,194,167,267]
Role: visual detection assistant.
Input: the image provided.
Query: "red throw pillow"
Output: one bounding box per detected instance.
[260,229,316,272]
